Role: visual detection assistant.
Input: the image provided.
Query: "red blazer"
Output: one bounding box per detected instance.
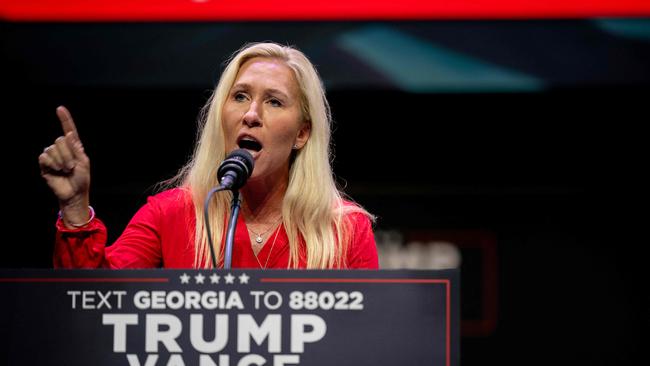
[53,188,378,269]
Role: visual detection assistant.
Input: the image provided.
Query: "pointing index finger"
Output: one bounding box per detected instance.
[56,105,78,136]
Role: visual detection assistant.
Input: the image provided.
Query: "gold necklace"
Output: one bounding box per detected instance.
[254,226,281,269]
[248,216,282,244]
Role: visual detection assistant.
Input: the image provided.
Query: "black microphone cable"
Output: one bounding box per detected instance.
[203,149,254,268]
[204,185,227,268]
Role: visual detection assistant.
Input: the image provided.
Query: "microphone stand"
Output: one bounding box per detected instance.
[223,190,241,269]
[205,148,253,269]
[204,187,242,269]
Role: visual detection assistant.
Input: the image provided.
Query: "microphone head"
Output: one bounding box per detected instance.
[217,149,255,190]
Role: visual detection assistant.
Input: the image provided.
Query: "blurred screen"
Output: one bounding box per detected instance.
[1,0,650,21]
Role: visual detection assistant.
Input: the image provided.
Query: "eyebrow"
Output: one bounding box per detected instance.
[231,83,290,100]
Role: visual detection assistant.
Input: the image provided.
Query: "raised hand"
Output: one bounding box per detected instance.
[38,106,92,226]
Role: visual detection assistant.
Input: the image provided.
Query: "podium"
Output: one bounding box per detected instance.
[0,269,459,366]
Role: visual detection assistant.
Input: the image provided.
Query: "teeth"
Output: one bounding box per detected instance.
[239,136,258,142]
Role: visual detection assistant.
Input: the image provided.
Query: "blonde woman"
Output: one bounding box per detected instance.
[40,42,378,269]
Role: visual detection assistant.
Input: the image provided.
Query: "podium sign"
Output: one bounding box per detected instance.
[0,269,459,366]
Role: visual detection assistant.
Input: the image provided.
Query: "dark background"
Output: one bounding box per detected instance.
[2,20,648,365]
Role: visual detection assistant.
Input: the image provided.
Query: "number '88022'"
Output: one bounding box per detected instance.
[288,291,364,310]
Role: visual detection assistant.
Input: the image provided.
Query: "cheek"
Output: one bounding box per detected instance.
[269,126,299,150]
[221,105,240,137]
[274,112,304,142]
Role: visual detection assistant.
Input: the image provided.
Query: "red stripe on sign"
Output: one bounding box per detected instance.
[260,278,448,283]
[1,0,650,21]
[0,278,169,283]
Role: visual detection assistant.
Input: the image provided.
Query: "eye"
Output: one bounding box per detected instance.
[268,98,283,107]
[233,92,247,102]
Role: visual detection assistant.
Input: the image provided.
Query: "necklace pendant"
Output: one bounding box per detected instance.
[255,235,263,244]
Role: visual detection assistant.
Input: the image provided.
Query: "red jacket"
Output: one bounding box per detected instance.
[54,188,378,269]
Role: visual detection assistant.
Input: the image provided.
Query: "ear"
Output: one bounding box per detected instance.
[294,120,311,149]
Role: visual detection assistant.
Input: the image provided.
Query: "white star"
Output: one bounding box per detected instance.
[180,273,190,284]
[210,273,220,284]
[195,273,205,284]
[224,273,235,284]
[238,273,250,284]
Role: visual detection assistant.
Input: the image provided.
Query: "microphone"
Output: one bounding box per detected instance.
[204,149,254,269]
[217,149,254,190]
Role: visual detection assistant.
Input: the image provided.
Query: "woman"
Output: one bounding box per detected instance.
[39,42,378,269]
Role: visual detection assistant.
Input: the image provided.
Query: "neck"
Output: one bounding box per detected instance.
[241,172,288,224]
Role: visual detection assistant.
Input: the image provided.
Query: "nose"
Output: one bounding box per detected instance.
[243,101,262,128]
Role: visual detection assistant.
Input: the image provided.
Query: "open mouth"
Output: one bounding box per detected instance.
[237,136,263,154]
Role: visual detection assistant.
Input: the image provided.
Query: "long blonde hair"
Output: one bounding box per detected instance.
[170,42,373,268]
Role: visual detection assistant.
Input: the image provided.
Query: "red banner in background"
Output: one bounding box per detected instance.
[1,0,650,22]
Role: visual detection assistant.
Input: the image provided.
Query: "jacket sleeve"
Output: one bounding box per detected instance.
[53,216,109,268]
[53,196,163,269]
[346,212,379,269]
